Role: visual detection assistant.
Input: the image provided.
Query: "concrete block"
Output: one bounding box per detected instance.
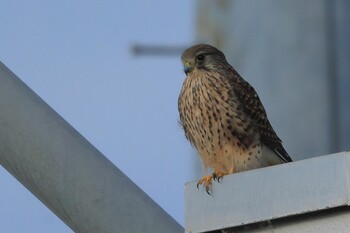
[186,152,350,233]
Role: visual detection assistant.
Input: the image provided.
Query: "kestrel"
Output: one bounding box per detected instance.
[178,44,292,194]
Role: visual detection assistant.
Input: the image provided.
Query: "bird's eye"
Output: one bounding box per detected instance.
[196,54,205,61]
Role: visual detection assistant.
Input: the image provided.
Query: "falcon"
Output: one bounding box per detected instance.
[178,44,292,194]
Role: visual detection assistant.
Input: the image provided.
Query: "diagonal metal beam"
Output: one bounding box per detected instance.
[0,62,183,233]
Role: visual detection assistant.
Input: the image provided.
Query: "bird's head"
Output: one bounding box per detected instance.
[181,44,228,76]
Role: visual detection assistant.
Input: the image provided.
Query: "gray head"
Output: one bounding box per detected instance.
[181,44,228,75]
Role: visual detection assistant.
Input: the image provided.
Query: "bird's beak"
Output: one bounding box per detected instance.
[183,61,194,76]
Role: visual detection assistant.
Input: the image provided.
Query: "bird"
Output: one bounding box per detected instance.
[178,44,292,194]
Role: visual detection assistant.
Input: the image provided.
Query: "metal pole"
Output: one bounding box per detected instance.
[0,62,183,233]
[131,44,186,56]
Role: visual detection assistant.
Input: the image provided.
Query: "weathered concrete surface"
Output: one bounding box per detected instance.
[186,152,350,233]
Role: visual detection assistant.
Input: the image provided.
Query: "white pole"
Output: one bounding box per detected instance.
[0,62,183,233]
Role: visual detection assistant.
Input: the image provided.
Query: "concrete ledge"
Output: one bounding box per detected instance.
[223,206,350,233]
[185,152,350,233]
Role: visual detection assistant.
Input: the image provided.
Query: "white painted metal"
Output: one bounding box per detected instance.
[186,152,350,233]
[0,62,183,233]
[223,207,350,233]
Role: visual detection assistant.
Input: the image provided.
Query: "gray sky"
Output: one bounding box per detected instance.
[0,1,197,232]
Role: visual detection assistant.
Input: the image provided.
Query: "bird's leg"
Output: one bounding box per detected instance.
[212,170,228,183]
[197,175,213,195]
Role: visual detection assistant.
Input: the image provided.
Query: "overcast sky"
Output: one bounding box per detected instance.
[0,1,197,232]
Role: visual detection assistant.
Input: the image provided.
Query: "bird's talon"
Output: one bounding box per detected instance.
[212,171,226,183]
[206,189,211,195]
[196,172,227,194]
[212,173,217,181]
[197,175,213,195]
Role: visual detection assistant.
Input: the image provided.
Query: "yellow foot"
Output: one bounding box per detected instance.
[212,171,228,183]
[197,171,229,195]
[196,175,213,195]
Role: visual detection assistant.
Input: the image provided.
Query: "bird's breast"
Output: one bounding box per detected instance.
[178,72,258,170]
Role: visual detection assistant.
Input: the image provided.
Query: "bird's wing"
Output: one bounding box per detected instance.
[228,69,293,163]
